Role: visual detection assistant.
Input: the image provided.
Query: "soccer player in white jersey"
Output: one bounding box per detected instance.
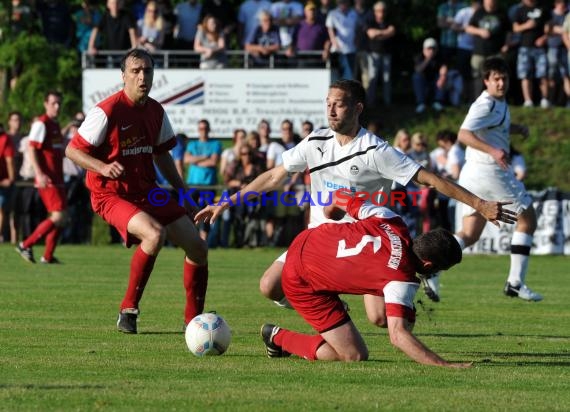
[424,56,543,302]
[195,79,516,322]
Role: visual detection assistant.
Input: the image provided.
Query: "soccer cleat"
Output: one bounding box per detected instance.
[260,324,290,358]
[523,100,534,108]
[117,308,139,334]
[421,274,440,302]
[15,244,35,263]
[503,282,543,302]
[540,98,551,109]
[40,256,61,264]
[415,103,426,114]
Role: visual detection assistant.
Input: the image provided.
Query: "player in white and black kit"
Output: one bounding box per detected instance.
[425,57,542,302]
[195,79,516,322]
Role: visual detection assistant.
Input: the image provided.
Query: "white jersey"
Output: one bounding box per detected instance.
[282,127,421,228]
[460,90,510,165]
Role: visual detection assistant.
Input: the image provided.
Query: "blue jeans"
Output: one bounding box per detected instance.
[367,52,392,105]
[412,73,445,105]
[336,53,356,80]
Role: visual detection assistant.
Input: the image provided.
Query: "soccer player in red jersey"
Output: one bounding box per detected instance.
[66,49,208,334]
[260,191,472,367]
[0,123,16,242]
[15,91,67,264]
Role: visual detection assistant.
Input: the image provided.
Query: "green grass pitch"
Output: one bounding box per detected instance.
[1,244,569,411]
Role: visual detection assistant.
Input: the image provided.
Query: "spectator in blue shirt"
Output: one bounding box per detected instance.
[184,119,222,240]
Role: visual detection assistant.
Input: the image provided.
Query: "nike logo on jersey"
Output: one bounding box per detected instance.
[121,124,133,131]
[316,147,326,157]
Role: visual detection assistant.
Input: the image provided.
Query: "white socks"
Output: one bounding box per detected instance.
[507,232,533,287]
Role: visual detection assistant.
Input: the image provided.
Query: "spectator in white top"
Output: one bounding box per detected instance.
[453,1,480,103]
[326,0,359,80]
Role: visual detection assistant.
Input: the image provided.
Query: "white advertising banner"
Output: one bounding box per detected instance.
[82,69,330,137]
[461,189,570,255]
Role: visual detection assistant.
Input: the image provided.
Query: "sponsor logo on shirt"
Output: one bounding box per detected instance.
[350,165,359,175]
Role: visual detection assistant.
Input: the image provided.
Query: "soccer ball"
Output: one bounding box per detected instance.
[185,313,231,356]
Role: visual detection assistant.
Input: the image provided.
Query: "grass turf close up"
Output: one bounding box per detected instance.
[1,244,569,411]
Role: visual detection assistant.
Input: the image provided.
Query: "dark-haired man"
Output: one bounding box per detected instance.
[425,56,542,302]
[260,192,470,366]
[15,91,66,264]
[66,49,209,334]
[196,79,516,318]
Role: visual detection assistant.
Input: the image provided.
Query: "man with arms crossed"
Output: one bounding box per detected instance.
[196,79,516,324]
[260,192,471,366]
[425,56,542,303]
[66,49,209,334]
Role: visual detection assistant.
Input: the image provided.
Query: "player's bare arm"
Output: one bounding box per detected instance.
[387,316,472,368]
[154,151,186,191]
[413,168,517,226]
[458,128,509,170]
[195,165,290,224]
[65,146,124,179]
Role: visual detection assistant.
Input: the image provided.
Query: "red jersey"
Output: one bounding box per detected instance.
[28,114,64,185]
[286,197,420,316]
[0,133,15,181]
[69,90,175,196]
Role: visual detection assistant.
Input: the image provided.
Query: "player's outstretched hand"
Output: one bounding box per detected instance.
[480,200,518,226]
[194,204,227,224]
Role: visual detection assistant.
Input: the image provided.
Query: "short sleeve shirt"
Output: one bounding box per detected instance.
[289,196,419,318]
[460,90,510,164]
[69,90,175,196]
[28,115,65,185]
[282,127,421,227]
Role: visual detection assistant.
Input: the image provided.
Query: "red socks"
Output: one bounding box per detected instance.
[183,261,208,323]
[273,329,326,361]
[120,246,157,311]
[22,219,55,249]
[43,227,61,261]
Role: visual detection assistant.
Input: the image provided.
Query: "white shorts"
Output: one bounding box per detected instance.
[275,250,288,263]
[457,161,532,217]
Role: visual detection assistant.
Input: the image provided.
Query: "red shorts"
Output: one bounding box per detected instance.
[39,186,67,212]
[282,231,351,334]
[92,191,187,247]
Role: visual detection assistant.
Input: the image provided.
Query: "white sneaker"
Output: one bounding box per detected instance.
[523,100,534,108]
[415,103,426,114]
[540,98,551,109]
[421,273,441,302]
[503,282,543,302]
[432,102,443,112]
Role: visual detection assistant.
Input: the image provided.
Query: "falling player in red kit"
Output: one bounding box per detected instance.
[15,91,67,264]
[260,191,473,367]
[66,49,208,334]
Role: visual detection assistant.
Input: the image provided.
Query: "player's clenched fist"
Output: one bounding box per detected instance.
[101,161,125,179]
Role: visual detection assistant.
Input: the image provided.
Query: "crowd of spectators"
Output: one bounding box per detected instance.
[4,1,570,108]
[0,0,556,248]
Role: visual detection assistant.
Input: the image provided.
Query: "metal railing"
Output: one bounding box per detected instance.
[81,50,331,70]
